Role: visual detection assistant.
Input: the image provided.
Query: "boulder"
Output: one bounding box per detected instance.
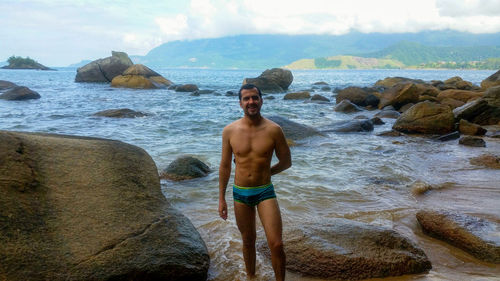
[175,84,199,92]
[453,99,490,122]
[439,76,479,91]
[93,108,147,118]
[481,70,500,89]
[311,94,329,102]
[377,130,404,137]
[459,136,486,147]
[111,64,172,89]
[0,80,17,90]
[393,101,455,134]
[437,89,483,103]
[470,154,500,169]
[334,100,363,113]
[258,219,431,280]
[414,83,440,97]
[243,68,293,93]
[0,86,40,100]
[459,119,487,136]
[374,77,425,88]
[312,81,328,85]
[440,97,465,109]
[378,83,420,110]
[160,155,211,181]
[416,210,500,263]
[336,86,373,106]
[0,131,209,280]
[322,120,374,133]
[283,91,311,100]
[75,51,133,83]
[267,115,323,141]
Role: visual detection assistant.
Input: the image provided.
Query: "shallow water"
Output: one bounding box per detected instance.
[1,68,499,280]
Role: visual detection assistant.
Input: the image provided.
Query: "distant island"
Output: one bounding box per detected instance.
[1,56,54,70]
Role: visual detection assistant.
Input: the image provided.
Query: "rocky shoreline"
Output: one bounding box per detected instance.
[1,63,499,280]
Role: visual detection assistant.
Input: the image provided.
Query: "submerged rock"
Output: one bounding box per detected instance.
[160,155,211,181]
[0,80,17,90]
[258,219,431,280]
[322,119,374,133]
[470,154,500,169]
[75,51,133,83]
[417,210,500,263]
[267,115,323,141]
[93,108,147,118]
[0,130,209,280]
[0,86,40,100]
[311,94,330,102]
[175,84,199,92]
[459,136,486,147]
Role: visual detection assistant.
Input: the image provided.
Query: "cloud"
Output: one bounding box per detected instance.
[1,0,500,66]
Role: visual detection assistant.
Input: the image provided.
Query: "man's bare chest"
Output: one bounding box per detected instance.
[230,130,275,157]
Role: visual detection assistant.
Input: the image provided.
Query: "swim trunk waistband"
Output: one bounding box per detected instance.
[233,182,276,206]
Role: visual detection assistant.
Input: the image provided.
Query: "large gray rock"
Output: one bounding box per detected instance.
[258,219,431,280]
[417,210,500,263]
[0,80,17,90]
[393,101,455,134]
[283,91,310,100]
[335,86,373,106]
[0,131,209,280]
[267,115,323,141]
[334,100,363,113]
[0,86,40,100]
[243,68,293,93]
[75,51,134,83]
[322,119,374,133]
[160,155,211,181]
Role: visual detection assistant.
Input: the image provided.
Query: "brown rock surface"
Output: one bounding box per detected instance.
[160,155,211,181]
[283,91,311,100]
[243,68,293,92]
[378,83,420,110]
[0,86,41,100]
[417,210,500,263]
[437,89,483,103]
[470,154,500,169]
[111,64,172,89]
[459,119,487,136]
[374,77,424,88]
[258,219,431,280]
[0,131,209,280]
[481,69,500,89]
[393,101,455,134]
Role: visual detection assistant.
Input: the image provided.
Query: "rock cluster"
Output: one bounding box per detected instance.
[0,131,210,280]
[75,51,133,83]
[111,64,172,89]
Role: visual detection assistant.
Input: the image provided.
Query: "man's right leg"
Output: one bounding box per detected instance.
[234,201,256,278]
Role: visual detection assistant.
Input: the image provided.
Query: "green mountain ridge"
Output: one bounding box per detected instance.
[132,31,500,69]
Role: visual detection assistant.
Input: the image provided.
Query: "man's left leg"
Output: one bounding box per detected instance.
[257,198,285,281]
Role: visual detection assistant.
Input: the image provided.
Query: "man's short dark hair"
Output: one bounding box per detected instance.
[238,84,262,100]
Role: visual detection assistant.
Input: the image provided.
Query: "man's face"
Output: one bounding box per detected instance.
[240,88,263,117]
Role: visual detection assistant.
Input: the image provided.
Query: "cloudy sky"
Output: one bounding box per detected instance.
[2,0,500,66]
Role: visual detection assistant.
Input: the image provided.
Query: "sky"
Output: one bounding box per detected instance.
[1,0,500,66]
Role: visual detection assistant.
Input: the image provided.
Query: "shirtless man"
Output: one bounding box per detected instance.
[219,84,291,281]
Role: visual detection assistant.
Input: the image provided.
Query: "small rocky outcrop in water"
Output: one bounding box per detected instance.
[1,56,54,70]
[111,64,172,89]
[469,154,500,169]
[175,84,200,92]
[75,51,133,83]
[335,86,379,107]
[257,219,431,280]
[283,91,311,100]
[392,101,455,134]
[242,68,293,93]
[416,210,500,263]
[334,100,363,113]
[481,69,500,89]
[93,108,147,118]
[459,136,486,147]
[267,115,323,141]
[160,155,211,181]
[374,77,425,88]
[0,131,209,280]
[322,119,374,133]
[458,119,487,136]
[0,83,40,101]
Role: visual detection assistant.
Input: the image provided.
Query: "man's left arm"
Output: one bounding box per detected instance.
[270,126,292,175]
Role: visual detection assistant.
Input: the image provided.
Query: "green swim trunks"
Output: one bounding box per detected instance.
[233,182,277,206]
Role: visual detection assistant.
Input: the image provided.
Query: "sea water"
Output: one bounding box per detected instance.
[1,68,499,280]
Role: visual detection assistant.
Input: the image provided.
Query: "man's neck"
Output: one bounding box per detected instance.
[243,114,263,127]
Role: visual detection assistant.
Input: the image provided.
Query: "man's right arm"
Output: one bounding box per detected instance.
[218,127,232,220]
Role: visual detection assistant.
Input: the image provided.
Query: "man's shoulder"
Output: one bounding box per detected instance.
[223,118,243,132]
[263,117,283,132]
